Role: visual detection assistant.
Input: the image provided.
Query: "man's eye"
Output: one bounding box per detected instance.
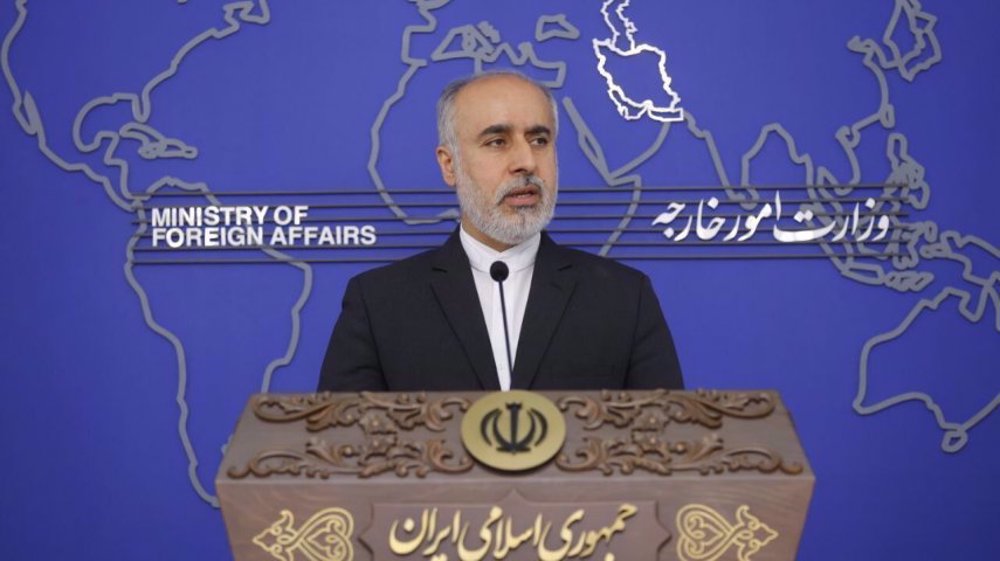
[485,138,506,147]
[531,136,550,146]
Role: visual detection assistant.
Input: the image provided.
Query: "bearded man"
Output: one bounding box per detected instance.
[318,71,683,392]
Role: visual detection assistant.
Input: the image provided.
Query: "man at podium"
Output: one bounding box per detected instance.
[319,71,683,393]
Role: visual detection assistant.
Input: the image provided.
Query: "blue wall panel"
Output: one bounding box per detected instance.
[1,1,997,559]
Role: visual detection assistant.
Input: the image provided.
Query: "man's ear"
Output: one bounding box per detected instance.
[436,145,457,187]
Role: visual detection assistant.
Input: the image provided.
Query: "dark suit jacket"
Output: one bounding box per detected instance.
[318,231,683,392]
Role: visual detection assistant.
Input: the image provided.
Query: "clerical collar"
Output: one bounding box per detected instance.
[459,226,540,274]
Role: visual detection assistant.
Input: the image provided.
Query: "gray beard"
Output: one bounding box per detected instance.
[455,167,556,246]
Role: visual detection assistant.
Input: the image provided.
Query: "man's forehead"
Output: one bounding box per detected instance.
[453,75,554,133]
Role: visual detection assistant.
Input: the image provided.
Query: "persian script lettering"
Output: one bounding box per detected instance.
[388,503,637,561]
[653,193,892,243]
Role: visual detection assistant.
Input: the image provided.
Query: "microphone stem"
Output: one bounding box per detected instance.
[496,279,514,380]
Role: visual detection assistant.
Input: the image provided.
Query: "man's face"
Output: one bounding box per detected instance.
[436,75,558,250]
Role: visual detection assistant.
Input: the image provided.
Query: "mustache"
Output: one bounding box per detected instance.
[493,175,547,205]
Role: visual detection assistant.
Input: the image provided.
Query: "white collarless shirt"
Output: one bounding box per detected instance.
[459,227,540,391]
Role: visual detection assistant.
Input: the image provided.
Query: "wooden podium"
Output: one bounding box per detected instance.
[217,389,813,561]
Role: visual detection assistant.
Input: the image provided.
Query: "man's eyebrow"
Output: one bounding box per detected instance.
[526,125,552,136]
[476,124,552,138]
[478,124,511,138]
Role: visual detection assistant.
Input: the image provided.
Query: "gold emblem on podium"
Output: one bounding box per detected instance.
[461,390,566,471]
[676,504,777,561]
[253,507,354,561]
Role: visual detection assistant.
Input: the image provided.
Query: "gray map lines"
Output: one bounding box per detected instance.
[535,14,580,43]
[876,0,942,82]
[567,0,998,452]
[1,0,305,506]
[795,0,997,451]
[2,0,997,508]
[856,247,1000,452]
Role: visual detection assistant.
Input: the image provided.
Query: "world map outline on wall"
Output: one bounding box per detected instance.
[2,0,997,507]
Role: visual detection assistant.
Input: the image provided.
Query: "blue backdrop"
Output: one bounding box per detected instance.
[1,1,997,559]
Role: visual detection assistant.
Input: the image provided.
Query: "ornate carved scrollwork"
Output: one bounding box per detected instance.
[250,392,470,432]
[230,390,803,479]
[555,390,802,476]
[228,435,473,479]
[556,433,803,476]
[558,389,776,430]
[229,393,474,479]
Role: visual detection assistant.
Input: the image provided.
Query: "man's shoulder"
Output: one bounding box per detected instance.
[349,245,440,289]
[547,239,650,283]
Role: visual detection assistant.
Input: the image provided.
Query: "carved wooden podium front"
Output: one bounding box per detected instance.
[217,389,813,561]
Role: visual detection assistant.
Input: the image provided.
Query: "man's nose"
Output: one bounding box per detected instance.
[507,138,537,176]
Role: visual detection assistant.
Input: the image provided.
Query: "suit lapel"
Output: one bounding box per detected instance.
[429,231,501,391]
[512,233,576,389]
